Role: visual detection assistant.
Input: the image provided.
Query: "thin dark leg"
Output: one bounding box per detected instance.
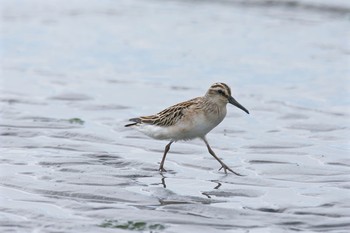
[202,137,242,176]
[159,140,174,172]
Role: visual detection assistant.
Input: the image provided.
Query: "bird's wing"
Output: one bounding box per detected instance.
[127,97,200,127]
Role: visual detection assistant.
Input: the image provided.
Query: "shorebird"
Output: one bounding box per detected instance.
[125,82,249,175]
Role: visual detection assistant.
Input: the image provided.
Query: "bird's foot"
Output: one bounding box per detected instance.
[218,164,242,176]
[159,167,167,173]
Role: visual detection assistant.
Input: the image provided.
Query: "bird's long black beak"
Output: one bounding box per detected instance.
[228,96,249,114]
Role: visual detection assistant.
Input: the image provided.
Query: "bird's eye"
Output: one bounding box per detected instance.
[217,90,224,95]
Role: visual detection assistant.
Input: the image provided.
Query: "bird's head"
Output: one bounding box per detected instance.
[206,82,249,114]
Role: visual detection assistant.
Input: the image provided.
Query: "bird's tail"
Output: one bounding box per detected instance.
[124,122,137,127]
[124,118,141,127]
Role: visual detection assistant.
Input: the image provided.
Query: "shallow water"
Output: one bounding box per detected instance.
[1,0,350,232]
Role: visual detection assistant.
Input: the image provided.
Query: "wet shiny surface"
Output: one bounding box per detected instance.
[1,0,350,232]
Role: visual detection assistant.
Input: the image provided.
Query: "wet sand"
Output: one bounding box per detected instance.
[1,0,350,232]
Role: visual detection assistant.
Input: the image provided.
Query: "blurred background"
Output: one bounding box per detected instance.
[1,0,350,232]
[2,0,349,109]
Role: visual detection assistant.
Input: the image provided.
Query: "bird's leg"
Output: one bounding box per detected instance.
[159,140,174,172]
[202,137,242,176]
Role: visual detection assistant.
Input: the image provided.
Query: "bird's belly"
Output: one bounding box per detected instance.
[170,113,224,140]
[136,124,173,140]
[135,112,225,141]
